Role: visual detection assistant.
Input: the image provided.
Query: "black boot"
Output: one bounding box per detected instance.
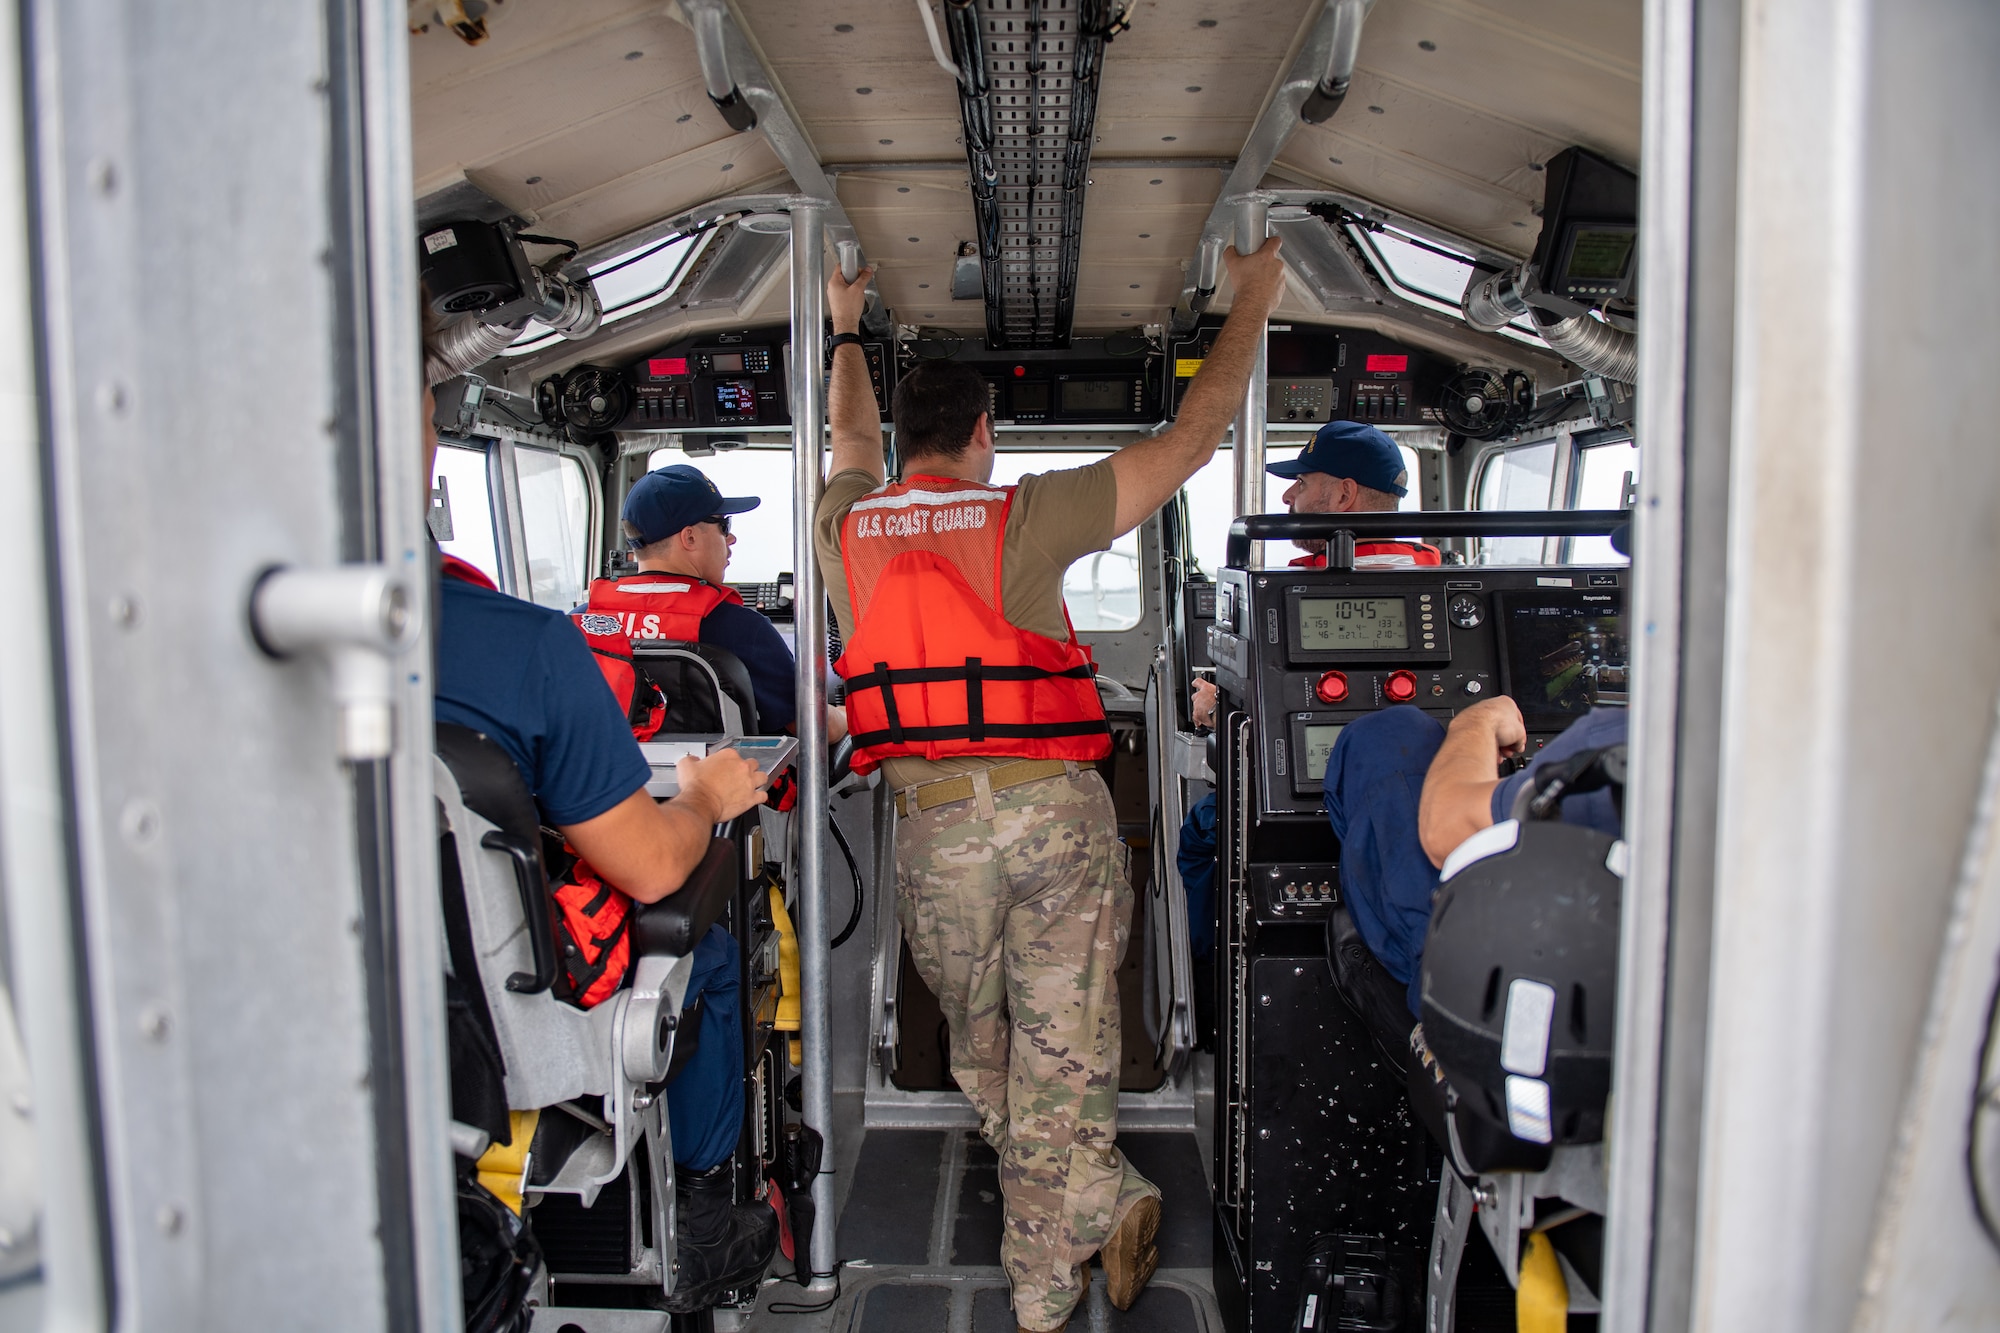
[663,1162,779,1314]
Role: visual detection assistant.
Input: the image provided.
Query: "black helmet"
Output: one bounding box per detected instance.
[1418,746,1625,1149]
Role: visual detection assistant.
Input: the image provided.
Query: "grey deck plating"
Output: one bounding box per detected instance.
[743,1130,1221,1332]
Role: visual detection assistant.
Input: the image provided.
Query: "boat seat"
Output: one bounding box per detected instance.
[632,640,761,737]
[435,721,743,1305]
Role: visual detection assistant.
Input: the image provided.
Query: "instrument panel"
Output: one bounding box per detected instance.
[1172,323,1453,426]
[1209,564,1626,820]
[615,326,899,430]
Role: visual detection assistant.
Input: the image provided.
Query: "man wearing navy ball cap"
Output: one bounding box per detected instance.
[1263,419,1442,570]
[586,462,844,741]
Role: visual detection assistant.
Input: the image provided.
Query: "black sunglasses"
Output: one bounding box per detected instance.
[700,515,732,536]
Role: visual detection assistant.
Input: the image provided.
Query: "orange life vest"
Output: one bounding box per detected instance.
[570,609,668,742]
[835,474,1112,775]
[538,840,633,1010]
[1288,540,1443,568]
[586,573,742,643]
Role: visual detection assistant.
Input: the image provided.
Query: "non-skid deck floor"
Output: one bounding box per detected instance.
[747,1129,1220,1332]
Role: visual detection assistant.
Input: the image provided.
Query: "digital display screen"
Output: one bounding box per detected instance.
[709,351,746,373]
[1564,227,1636,281]
[1060,378,1130,414]
[713,378,758,418]
[1010,382,1050,415]
[1364,353,1409,373]
[1303,724,1345,784]
[647,357,689,378]
[1499,597,1628,721]
[1298,597,1408,651]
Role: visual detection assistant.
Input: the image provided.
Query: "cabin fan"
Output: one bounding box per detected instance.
[548,365,629,435]
[1437,368,1532,440]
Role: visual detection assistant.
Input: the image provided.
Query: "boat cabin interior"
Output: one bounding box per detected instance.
[0,2,1997,1333]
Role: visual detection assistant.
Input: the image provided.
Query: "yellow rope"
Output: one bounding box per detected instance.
[474,1108,540,1216]
[1517,1230,1569,1333]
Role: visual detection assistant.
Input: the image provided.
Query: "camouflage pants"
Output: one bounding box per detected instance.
[896,768,1158,1332]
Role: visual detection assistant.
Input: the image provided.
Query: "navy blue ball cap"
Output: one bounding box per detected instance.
[1265,420,1409,497]
[621,463,760,548]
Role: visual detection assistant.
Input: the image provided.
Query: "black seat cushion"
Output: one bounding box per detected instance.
[632,641,762,735]
[436,723,543,852]
[631,837,737,958]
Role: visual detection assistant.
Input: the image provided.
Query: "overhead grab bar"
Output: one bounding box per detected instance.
[680,0,879,325]
[1300,0,1373,123]
[1175,0,1376,329]
[1223,509,1628,569]
[691,3,756,131]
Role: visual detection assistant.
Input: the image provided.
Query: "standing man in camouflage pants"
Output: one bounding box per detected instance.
[815,241,1287,1333]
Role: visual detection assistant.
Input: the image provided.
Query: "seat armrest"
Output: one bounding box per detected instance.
[631,837,736,957]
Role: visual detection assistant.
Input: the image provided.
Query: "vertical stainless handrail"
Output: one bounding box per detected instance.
[1231,199,1271,562]
[787,200,839,1295]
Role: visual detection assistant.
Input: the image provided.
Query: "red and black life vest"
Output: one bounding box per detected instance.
[834,475,1112,776]
[440,553,639,1009]
[569,607,668,742]
[586,573,742,643]
[1288,539,1443,569]
[538,839,633,1010]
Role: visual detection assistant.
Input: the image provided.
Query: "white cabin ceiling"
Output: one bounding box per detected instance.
[409,0,1637,334]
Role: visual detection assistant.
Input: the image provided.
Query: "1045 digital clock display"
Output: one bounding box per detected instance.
[1298,596,1408,651]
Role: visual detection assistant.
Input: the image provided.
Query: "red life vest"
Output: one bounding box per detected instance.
[835,475,1112,776]
[569,608,668,742]
[441,554,499,590]
[1288,539,1443,569]
[440,553,640,1010]
[539,841,632,1010]
[586,573,742,643]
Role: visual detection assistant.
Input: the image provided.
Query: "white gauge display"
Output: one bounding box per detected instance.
[1297,597,1408,651]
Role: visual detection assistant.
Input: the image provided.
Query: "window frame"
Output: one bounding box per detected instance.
[1344,222,1547,347]
[442,430,602,602]
[508,439,602,610]
[1466,425,1634,565]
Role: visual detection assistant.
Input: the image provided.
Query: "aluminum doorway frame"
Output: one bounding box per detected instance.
[14,0,448,1326]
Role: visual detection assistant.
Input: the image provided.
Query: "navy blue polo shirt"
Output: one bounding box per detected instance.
[436,577,651,826]
[697,601,798,735]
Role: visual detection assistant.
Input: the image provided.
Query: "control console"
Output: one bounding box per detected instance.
[615,325,899,430]
[1209,565,1626,821]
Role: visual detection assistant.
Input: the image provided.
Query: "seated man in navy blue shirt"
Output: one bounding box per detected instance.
[586,463,846,742]
[1323,696,1627,1020]
[426,386,778,1312]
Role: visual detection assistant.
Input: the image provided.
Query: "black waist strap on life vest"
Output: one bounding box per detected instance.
[845,656,1108,749]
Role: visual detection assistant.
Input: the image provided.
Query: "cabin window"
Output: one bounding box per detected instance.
[1346,224,1542,343]
[1471,439,1559,564]
[516,446,594,611]
[433,441,503,586]
[646,445,796,584]
[505,230,710,357]
[1568,438,1637,565]
[1181,443,1423,576]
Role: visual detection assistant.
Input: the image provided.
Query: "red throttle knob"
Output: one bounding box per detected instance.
[1384,670,1418,703]
[1314,670,1349,705]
